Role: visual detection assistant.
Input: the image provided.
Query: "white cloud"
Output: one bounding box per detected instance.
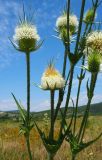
[0,99,17,111]
[0,91,102,112]
[0,1,20,68]
[32,100,50,112]
[0,0,63,69]
[72,92,102,106]
[0,98,50,112]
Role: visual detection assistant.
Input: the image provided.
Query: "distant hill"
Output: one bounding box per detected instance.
[33,102,102,120]
[0,102,102,121]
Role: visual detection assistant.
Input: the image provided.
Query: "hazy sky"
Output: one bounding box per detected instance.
[0,0,102,111]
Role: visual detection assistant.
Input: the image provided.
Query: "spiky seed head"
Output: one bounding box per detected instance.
[87,53,101,73]
[59,27,72,42]
[13,22,40,52]
[41,64,65,90]
[86,31,102,55]
[56,14,78,36]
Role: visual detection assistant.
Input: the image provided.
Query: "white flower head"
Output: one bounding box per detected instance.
[13,22,40,52]
[13,23,40,41]
[41,65,65,90]
[56,14,78,33]
[86,31,102,55]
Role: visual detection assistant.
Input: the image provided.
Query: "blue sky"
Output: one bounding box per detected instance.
[0,0,102,111]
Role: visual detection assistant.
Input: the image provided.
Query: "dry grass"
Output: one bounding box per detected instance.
[0,116,102,160]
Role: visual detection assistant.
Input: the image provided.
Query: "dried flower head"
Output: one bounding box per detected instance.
[56,14,78,35]
[86,31,102,55]
[41,65,65,90]
[13,22,40,52]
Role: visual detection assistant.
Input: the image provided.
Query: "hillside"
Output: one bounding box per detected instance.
[0,102,102,121]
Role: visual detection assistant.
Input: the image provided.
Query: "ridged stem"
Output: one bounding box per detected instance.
[60,64,74,133]
[26,53,30,122]
[78,73,98,142]
[49,90,55,140]
[72,154,76,160]
[26,135,32,160]
[74,0,86,55]
[25,53,32,160]
[73,56,85,134]
[63,64,74,117]
[62,45,68,78]
[48,153,54,160]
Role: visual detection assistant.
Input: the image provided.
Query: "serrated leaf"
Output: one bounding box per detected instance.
[12,93,26,121]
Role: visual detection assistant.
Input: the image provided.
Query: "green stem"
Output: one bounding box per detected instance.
[26,53,30,122]
[49,90,55,140]
[74,0,86,55]
[88,0,99,32]
[59,65,74,134]
[73,0,99,136]
[53,0,71,124]
[72,154,76,160]
[54,69,71,123]
[54,89,63,122]
[26,135,32,160]
[67,0,70,53]
[26,53,32,160]
[62,46,68,78]
[80,74,98,141]
[64,64,74,117]
[78,73,98,142]
[73,56,85,134]
[48,153,54,160]
[54,49,71,123]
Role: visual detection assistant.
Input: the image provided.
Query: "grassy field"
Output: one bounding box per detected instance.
[0,116,102,160]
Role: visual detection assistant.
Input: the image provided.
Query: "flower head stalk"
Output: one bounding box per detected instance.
[11,11,41,160]
[78,45,102,143]
[35,64,65,159]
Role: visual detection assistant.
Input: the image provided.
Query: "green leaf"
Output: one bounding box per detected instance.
[80,132,102,151]
[68,131,102,155]
[34,120,44,138]
[12,93,26,121]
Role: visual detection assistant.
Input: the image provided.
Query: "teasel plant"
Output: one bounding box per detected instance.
[68,50,102,160]
[33,1,79,159]
[50,0,102,159]
[61,0,102,160]
[34,61,66,160]
[35,0,102,160]
[10,7,43,160]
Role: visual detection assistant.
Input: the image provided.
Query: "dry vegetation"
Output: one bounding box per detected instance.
[0,116,102,160]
